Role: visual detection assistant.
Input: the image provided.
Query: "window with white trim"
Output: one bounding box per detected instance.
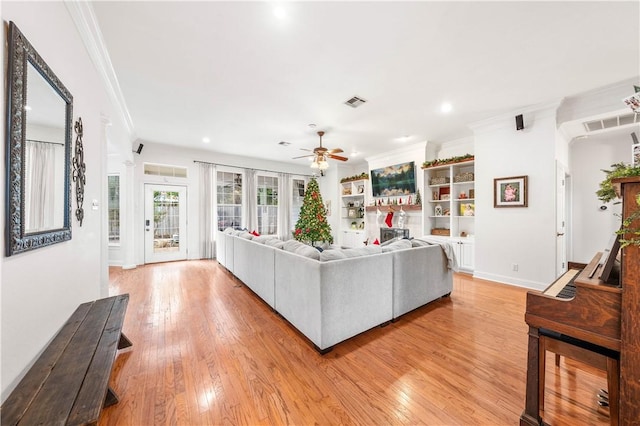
[216,171,242,231]
[257,175,278,235]
[108,175,120,243]
[291,178,306,229]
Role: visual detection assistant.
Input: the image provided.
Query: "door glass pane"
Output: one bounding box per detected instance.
[153,190,180,253]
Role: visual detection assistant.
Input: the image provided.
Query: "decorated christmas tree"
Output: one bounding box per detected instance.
[294,178,333,245]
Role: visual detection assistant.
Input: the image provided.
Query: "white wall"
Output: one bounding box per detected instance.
[433,136,475,160]
[570,130,635,262]
[1,2,124,401]
[472,105,559,289]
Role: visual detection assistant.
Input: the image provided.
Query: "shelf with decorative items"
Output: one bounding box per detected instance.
[423,158,475,270]
[340,178,368,248]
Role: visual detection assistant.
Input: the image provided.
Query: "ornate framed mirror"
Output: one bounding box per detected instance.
[5,21,73,256]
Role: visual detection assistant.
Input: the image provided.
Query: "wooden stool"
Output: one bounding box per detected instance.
[539,330,619,426]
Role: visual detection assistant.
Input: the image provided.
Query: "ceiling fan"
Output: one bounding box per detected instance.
[293,131,348,172]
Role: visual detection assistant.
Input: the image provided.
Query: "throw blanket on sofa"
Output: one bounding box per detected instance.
[414,237,459,271]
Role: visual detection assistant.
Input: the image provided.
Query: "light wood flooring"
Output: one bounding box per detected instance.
[101,260,611,425]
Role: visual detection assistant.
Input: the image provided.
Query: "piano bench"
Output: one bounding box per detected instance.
[539,329,619,426]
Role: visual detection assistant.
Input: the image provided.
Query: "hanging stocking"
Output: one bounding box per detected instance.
[385,211,394,228]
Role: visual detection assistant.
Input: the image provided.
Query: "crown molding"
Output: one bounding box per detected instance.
[468,99,562,134]
[65,1,135,140]
[364,141,427,164]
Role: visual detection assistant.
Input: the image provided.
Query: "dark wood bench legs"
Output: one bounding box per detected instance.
[118,332,133,350]
[105,387,120,407]
[105,332,133,408]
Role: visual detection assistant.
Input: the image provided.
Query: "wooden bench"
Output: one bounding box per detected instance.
[1,294,132,425]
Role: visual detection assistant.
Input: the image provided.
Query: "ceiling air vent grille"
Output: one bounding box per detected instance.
[344,96,367,108]
[583,112,639,132]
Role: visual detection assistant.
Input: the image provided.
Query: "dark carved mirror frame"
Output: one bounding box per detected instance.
[5,21,72,256]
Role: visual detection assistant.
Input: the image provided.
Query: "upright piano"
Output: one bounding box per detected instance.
[520,177,640,425]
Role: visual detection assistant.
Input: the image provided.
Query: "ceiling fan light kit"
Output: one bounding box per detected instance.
[293,130,349,171]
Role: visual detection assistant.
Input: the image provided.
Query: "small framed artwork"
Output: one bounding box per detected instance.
[623,92,640,113]
[633,143,640,166]
[348,207,358,218]
[460,203,475,216]
[494,175,528,208]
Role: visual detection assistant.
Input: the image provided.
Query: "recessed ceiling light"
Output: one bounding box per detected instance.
[440,102,453,113]
[273,6,287,20]
[351,151,360,157]
[202,137,210,143]
[395,135,411,143]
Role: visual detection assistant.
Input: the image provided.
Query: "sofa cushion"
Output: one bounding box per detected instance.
[264,238,285,249]
[253,235,276,244]
[239,231,254,240]
[411,238,432,247]
[283,240,320,260]
[382,239,412,252]
[319,245,382,261]
[342,245,383,257]
[319,250,348,261]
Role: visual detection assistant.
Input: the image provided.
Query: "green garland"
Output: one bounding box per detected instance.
[340,172,369,183]
[422,154,474,169]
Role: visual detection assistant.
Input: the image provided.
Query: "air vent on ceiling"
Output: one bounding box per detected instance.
[583,112,639,132]
[278,141,291,146]
[344,96,367,108]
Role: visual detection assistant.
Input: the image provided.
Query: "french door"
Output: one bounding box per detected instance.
[144,184,187,264]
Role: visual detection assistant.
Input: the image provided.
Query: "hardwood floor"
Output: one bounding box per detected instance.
[101,260,611,425]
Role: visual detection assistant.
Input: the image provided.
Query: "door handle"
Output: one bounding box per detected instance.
[557,233,565,236]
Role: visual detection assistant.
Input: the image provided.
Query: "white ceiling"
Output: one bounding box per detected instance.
[91,1,640,166]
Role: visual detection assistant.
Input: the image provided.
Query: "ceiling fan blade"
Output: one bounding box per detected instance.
[299,148,313,152]
[328,148,343,154]
[328,154,348,161]
[292,154,314,159]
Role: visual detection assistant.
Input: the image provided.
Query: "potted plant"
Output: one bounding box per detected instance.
[597,162,640,247]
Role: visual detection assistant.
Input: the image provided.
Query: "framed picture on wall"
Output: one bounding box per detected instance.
[494,175,528,208]
[633,143,640,166]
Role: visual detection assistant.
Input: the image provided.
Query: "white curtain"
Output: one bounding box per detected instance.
[244,169,257,231]
[278,173,292,240]
[24,141,55,232]
[199,162,216,259]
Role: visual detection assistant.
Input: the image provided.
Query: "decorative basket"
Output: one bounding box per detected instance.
[430,176,450,185]
[454,172,474,183]
[431,228,451,236]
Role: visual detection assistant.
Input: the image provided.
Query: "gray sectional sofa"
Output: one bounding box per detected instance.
[216,229,454,352]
